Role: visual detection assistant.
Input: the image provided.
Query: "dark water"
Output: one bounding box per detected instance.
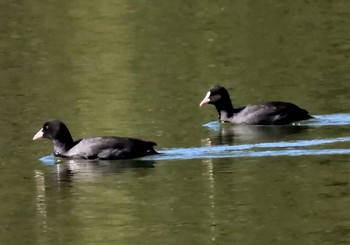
[1,1,350,244]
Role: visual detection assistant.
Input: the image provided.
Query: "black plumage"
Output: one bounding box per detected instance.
[33,119,158,160]
[199,85,313,125]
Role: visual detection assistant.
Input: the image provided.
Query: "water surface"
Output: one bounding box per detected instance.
[1,0,350,244]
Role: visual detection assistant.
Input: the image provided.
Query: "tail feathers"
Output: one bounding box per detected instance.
[147,148,159,155]
[148,141,157,146]
[147,142,159,155]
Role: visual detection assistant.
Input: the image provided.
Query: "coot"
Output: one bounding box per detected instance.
[199,85,313,125]
[33,119,158,160]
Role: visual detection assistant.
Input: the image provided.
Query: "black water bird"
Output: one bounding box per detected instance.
[33,119,158,160]
[199,85,313,125]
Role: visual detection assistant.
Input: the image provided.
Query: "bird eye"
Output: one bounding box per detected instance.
[45,125,49,129]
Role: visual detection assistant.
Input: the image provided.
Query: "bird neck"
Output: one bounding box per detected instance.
[215,103,234,122]
[52,136,74,156]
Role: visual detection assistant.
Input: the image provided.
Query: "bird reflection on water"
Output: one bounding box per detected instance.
[39,156,155,183]
[206,123,310,145]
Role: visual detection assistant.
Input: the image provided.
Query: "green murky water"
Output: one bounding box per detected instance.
[1,1,350,244]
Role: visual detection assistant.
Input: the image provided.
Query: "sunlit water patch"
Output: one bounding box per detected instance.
[299,113,350,126]
[144,136,350,160]
[39,155,57,165]
[146,148,350,160]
